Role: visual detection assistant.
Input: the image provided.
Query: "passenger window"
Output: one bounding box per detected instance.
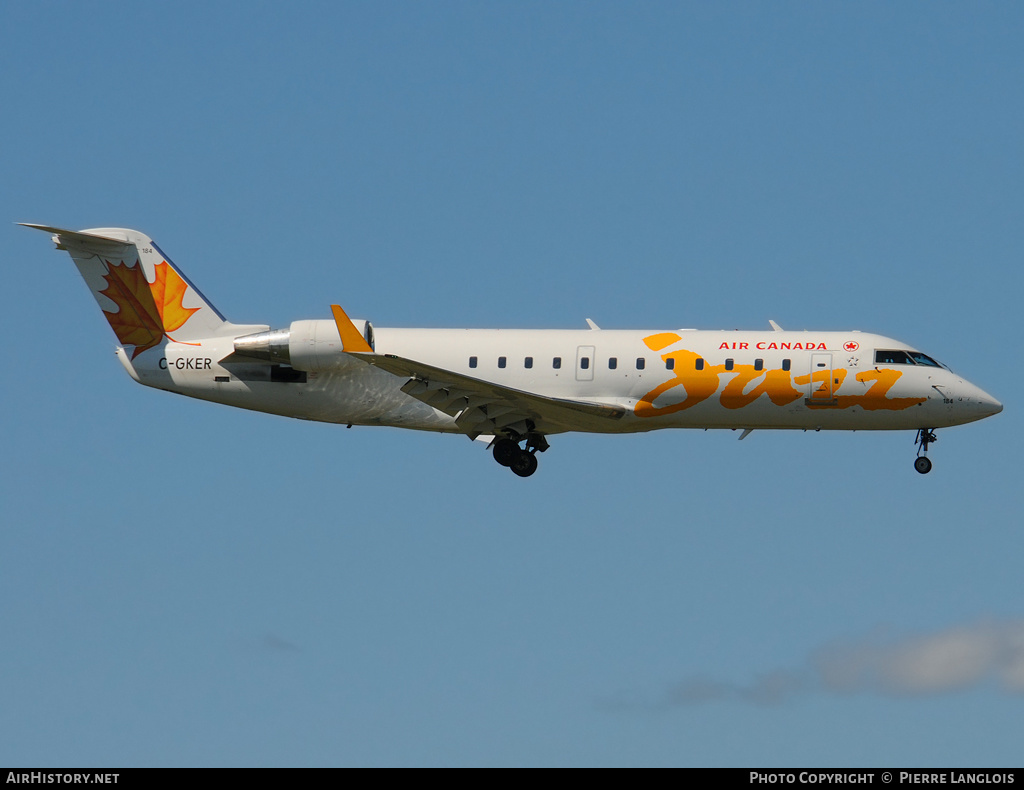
[498,356,506,369]
[782,359,791,371]
[754,358,763,371]
[580,357,590,370]
[636,358,645,370]
[609,357,617,370]
[695,358,704,371]
[875,350,912,365]
[524,357,533,369]
[725,359,734,371]
[469,356,477,369]
[553,357,561,369]
[666,358,675,371]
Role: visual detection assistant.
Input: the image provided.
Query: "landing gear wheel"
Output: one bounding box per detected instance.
[913,428,937,476]
[492,438,518,467]
[510,450,539,478]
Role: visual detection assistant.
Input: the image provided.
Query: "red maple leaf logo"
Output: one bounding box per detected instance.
[98,259,200,358]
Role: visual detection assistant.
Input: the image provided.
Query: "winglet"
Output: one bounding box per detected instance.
[330,304,373,353]
[769,320,784,332]
[585,318,600,330]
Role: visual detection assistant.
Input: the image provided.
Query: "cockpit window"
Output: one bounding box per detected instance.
[907,352,942,368]
[875,349,947,368]
[875,350,912,365]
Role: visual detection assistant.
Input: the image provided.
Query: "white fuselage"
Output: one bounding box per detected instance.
[28,222,1002,476]
[120,325,1002,435]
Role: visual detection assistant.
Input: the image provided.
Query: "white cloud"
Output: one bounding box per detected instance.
[638,619,1024,709]
[816,620,1024,696]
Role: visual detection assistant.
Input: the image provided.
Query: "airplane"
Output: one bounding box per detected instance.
[23,223,1003,477]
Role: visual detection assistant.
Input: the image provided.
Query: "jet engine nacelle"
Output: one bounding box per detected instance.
[232,319,374,371]
[287,319,374,371]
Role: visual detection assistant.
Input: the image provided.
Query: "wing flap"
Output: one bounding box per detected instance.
[360,353,626,437]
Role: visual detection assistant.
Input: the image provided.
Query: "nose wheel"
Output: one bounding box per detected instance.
[914,428,937,474]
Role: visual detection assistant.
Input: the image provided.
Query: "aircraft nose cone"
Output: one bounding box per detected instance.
[983,397,1003,416]
[969,384,1003,418]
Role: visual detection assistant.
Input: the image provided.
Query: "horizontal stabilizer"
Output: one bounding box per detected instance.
[19,223,134,253]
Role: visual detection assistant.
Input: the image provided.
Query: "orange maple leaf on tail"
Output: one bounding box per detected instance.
[99,259,200,359]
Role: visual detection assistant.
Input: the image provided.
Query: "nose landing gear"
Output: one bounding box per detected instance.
[914,428,937,474]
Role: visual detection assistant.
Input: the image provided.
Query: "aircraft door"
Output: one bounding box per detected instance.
[576,345,595,382]
[808,353,834,402]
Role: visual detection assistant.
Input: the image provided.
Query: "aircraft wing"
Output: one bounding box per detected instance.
[356,353,627,438]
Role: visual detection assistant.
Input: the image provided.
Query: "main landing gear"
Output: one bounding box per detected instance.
[914,428,938,474]
[491,433,548,478]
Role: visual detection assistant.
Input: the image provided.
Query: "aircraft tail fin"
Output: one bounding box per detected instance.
[22,224,238,359]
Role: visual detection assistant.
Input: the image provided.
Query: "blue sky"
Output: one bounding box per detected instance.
[2,2,1022,767]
